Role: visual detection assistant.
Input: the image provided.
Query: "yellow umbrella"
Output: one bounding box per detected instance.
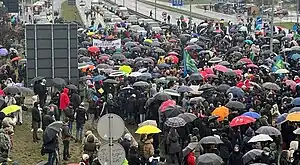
[87,32,95,36]
[211,106,229,121]
[119,65,132,74]
[144,39,153,44]
[287,112,300,122]
[1,105,21,115]
[135,125,161,134]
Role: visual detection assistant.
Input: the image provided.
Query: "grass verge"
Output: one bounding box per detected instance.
[61,1,83,24]
[138,0,219,21]
[275,22,295,30]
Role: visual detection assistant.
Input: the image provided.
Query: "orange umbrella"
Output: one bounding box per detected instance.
[11,56,21,62]
[286,112,300,122]
[211,106,229,121]
[81,65,95,72]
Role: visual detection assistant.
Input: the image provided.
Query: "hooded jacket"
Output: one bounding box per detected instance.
[143,138,154,159]
[59,88,70,110]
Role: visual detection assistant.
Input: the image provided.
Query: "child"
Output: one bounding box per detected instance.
[84,134,97,164]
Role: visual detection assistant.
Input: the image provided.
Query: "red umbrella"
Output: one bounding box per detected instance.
[159,100,176,112]
[11,56,21,62]
[239,58,253,64]
[166,55,179,64]
[99,55,110,61]
[230,116,256,127]
[285,80,296,91]
[88,46,100,53]
[204,68,214,74]
[167,51,179,56]
[169,39,177,42]
[214,65,228,72]
[247,64,258,68]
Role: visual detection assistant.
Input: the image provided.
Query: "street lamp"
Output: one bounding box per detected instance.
[270,0,274,52]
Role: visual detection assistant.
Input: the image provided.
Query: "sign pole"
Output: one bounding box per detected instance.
[135,0,137,12]
[52,0,54,23]
[270,0,274,52]
[31,0,34,24]
[297,0,299,23]
[155,0,157,20]
[109,114,113,165]
[189,0,191,18]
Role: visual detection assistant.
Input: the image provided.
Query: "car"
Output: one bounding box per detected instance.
[138,18,153,27]
[127,15,138,24]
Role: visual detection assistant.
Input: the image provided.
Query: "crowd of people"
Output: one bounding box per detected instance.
[2,2,300,165]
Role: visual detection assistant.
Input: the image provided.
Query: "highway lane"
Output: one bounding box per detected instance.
[113,0,204,24]
[76,0,105,27]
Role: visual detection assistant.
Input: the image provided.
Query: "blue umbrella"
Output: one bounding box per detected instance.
[245,39,253,45]
[292,97,300,106]
[242,112,261,119]
[226,87,245,99]
[0,48,8,56]
[292,53,300,60]
[289,107,300,113]
[276,113,288,125]
[93,75,106,82]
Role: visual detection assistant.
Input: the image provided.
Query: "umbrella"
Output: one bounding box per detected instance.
[44,127,59,143]
[242,112,261,119]
[66,84,78,90]
[199,136,223,145]
[1,105,21,115]
[153,92,171,101]
[129,72,142,77]
[164,105,184,118]
[157,63,170,69]
[275,69,289,74]
[138,120,157,127]
[292,97,300,106]
[111,53,126,61]
[189,97,205,104]
[11,56,21,62]
[0,48,8,56]
[293,128,300,135]
[211,106,229,121]
[262,82,281,91]
[165,76,179,82]
[226,87,245,99]
[196,153,223,165]
[18,87,34,96]
[178,85,193,93]
[286,112,300,122]
[177,113,197,122]
[242,149,263,165]
[255,126,281,136]
[190,73,203,81]
[292,53,300,60]
[199,84,215,91]
[96,63,110,69]
[103,79,119,84]
[154,48,165,54]
[88,46,100,53]
[135,125,161,134]
[3,86,21,94]
[165,117,187,128]
[230,116,256,127]
[289,107,300,113]
[93,75,106,82]
[248,134,273,143]
[163,89,180,97]
[291,45,300,51]
[131,47,141,52]
[219,61,231,66]
[138,73,152,80]
[208,57,222,63]
[78,56,91,63]
[119,65,132,74]
[51,78,66,87]
[214,65,228,72]
[47,121,63,132]
[159,100,176,112]
[133,81,150,88]
[167,51,179,56]
[285,80,296,91]
[225,101,245,110]
[31,76,45,85]
[0,98,5,107]
[239,58,253,64]
[217,84,230,92]
[276,113,288,125]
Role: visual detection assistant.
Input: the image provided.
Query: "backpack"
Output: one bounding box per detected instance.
[151,158,159,165]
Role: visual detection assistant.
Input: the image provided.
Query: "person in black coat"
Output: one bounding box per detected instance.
[42,111,55,131]
[65,103,75,133]
[228,145,243,165]
[32,102,41,142]
[220,133,233,163]
[70,91,81,110]
[128,146,141,165]
[138,93,147,123]
[120,133,132,159]
[75,103,87,142]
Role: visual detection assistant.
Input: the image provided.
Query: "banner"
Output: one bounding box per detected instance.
[93,39,121,48]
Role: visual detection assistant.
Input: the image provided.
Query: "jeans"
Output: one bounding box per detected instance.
[139,114,146,123]
[68,122,73,135]
[32,122,39,141]
[76,123,84,141]
[48,152,56,165]
[63,140,70,159]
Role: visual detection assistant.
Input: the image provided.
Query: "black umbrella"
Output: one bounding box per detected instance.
[0,98,5,107]
[199,136,223,145]
[103,79,119,84]
[31,76,45,85]
[96,63,110,69]
[289,107,300,113]
[177,85,193,93]
[255,126,281,136]
[3,86,21,94]
[66,84,78,90]
[165,116,187,127]
[131,47,141,52]
[225,101,245,110]
[19,87,34,96]
[51,78,66,87]
[178,113,197,122]
[164,105,184,118]
[196,153,223,165]
[78,56,91,63]
[262,82,281,91]
[218,61,231,66]
[133,81,150,88]
[189,97,205,104]
[199,83,215,91]
[190,73,203,81]
[153,92,171,101]
[78,48,88,55]
[242,149,263,165]
[111,53,126,61]
[216,84,230,92]
[154,48,165,54]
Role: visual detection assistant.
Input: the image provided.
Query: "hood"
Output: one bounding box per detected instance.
[63,88,69,94]
[87,134,95,143]
[245,127,255,137]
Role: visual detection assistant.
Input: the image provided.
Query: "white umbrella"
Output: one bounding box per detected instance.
[190,38,198,43]
[248,134,273,143]
[239,26,247,32]
[129,72,142,77]
[293,128,300,135]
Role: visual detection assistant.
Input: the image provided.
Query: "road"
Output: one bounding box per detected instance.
[76,0,105,27]
[113,0,204,24]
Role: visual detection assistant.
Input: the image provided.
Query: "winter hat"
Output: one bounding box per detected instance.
[82,154,89,160]
[124,133,132,141]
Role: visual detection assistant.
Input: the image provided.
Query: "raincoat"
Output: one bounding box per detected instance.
[59,88,70,110]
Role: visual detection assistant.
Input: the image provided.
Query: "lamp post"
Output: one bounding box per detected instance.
[270,0,274,52]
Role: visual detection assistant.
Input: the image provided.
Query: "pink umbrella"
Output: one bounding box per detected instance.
[233,69,243,76]
[214,65,229,72]
[239,58,253,64]
[247,64,258,68]
[159,100,176,112]
[167,51,179,56]
[204,68,214,74]
[285,80,296,91]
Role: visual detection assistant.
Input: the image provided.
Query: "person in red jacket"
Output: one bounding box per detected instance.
[59,88,70,120]
[186,151,196,165]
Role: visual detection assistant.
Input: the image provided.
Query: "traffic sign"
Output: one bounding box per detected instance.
[97,113,125,141]
[97,142,126,165]
[172,0,183,6]
[256,16,262,28]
